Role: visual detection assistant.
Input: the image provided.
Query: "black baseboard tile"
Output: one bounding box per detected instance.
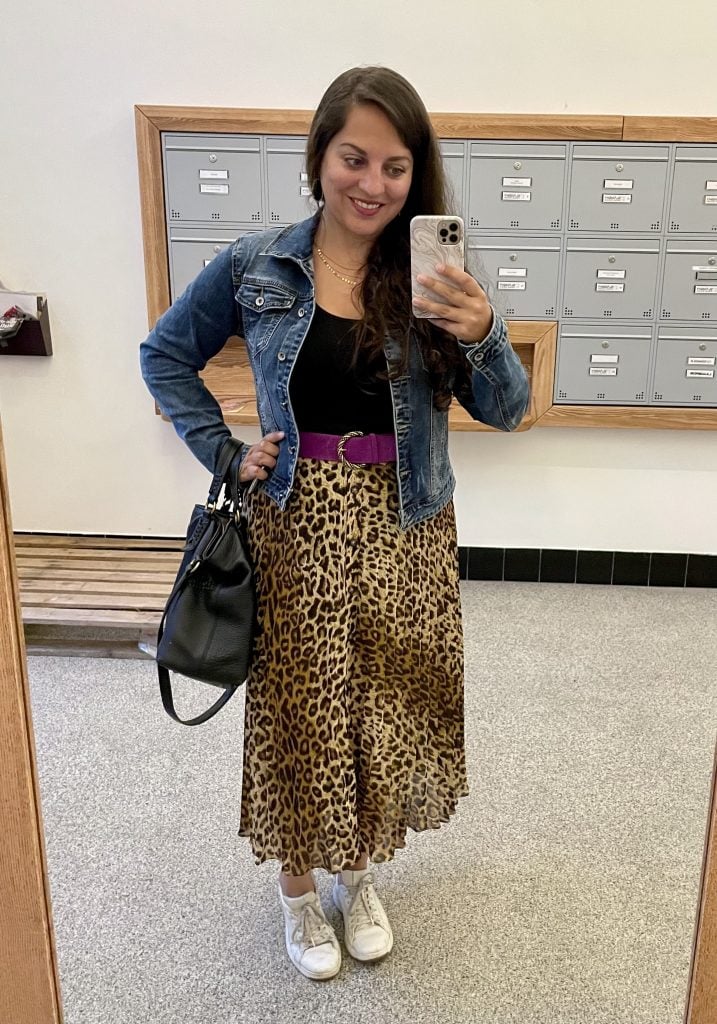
[540,548,577,584]
[576,550,614,585]
[649,553,688,588]
[613,551,651,586]
[467,547,504,581]
[504,548,540,583]
[458,547,469,580]
[686,554,717,588]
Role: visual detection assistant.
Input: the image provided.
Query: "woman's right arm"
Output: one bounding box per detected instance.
[139,246,250,473]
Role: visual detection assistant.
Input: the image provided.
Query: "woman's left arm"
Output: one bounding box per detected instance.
[413,264,530,431]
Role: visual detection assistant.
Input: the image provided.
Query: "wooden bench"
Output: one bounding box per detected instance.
[14,533,183,659]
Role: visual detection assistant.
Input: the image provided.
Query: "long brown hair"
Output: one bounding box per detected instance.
[305,66,472,411]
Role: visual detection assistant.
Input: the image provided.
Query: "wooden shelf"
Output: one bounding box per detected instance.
[197,321,557,433]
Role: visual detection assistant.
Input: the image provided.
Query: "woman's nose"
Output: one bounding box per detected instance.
[357,165,384,197]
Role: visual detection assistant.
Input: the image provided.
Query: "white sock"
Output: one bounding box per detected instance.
[340,867,370,887]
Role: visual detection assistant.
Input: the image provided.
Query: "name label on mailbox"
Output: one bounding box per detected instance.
[502,177,532,187]
[498,281,526,290]
[498,268,527,277]
[597,269,626,279]
[602,194,633,204]
[694,285,717,295]
[502,191,531,202]
[688,357,716,366]
[199,169,228,180]
[705,196,717,205]
[200,183,229,195]
[300,186,313,196]
[591,354,619,363]
[604,179,634,189]
[596,283,625,292]
[706,181,717,190]
[590,367,618,376]
[686,368,715,378]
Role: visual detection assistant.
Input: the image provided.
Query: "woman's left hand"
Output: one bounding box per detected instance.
[413,263,493,345]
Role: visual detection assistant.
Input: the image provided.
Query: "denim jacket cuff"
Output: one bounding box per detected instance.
[457,307,508,371]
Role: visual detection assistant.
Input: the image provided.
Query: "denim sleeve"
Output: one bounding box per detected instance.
[139,246,250,472]
[454,309,530,431]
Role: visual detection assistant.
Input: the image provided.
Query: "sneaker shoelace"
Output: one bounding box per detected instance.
[346,875,384,937]
[291,901,334,950]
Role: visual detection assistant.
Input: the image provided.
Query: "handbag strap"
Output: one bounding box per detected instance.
[156,593,238,726]
[157,663,236,726]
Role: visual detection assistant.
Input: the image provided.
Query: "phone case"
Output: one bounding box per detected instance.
[410,215,465,318]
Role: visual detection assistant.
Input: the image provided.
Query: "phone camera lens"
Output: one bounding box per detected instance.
[449,222,459,231]
[449,233,458,243]
[439,228,448,237]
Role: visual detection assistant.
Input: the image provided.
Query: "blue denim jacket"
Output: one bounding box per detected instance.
[140,213,529,529]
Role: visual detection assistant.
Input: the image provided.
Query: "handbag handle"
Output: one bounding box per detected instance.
[207,437,245,508]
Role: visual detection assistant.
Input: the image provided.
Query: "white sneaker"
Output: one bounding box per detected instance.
[278,886,341,980]
[332,870,394,962]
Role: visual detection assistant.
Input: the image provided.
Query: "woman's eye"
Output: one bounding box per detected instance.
[345,157,363,168]
[388,165,406,177]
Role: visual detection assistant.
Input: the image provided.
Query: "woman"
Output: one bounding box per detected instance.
[140,66,529,981]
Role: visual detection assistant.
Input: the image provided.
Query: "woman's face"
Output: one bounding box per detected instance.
[318,103,414,246]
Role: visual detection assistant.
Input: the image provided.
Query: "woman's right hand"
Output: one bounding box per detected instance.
[239,431,285,484]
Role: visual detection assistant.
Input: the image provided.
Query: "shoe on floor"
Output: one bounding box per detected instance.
[332,870,394,962]
[279,886,341,980]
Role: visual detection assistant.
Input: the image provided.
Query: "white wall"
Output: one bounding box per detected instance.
[2,0,716,550]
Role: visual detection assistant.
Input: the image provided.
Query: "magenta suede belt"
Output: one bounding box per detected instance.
[298,430,397,466]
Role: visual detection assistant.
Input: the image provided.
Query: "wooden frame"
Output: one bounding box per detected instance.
[135,105,717,432]
[0,419,62,1024]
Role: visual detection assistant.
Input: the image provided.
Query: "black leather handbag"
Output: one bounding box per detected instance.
[156,438,256,726]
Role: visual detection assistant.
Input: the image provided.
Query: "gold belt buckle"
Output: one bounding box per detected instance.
[337,430,366,469]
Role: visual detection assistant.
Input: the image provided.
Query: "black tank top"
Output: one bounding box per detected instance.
[289,305,394,434]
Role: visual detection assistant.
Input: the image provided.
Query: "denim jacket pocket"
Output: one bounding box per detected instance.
[236,279,296,353]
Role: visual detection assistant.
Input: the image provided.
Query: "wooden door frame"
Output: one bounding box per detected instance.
[0,418,62,1024]
[0,412,714,1020]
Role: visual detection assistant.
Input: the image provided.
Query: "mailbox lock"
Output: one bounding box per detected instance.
[709,257,716,266]
[608,256,616,264]
[209,153,218,163]
[615,163,624,172]
[213,245,222,253]
[699,344,707,351]
[601,342,610,349]
[510,253,518,262]
[513,161,522,170]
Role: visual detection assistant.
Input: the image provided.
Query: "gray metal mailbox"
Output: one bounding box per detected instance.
[265,136,316,226]
[568,144,669,233]
[668,147,717,233]
[555,325,653,404]
[168,227,240,300]
[661,239,717,321]
[467,142,567,231]
[652,327,717,405]
[468,235,560,318]
[440,141,466,219]
[563,237,660,319]
[163,134,263,226]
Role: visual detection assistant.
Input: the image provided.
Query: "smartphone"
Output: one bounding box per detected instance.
[410,215,465,318]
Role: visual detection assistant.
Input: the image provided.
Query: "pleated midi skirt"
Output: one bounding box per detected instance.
[237,457,469,875]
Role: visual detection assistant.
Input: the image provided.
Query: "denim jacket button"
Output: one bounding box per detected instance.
[278,352,286,361]
[255,296,265,307]
[298,307,305,317]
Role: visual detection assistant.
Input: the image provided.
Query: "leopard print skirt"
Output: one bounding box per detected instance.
[237,457,469,875]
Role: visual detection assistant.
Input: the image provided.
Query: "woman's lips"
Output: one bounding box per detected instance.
[349,197,383,217]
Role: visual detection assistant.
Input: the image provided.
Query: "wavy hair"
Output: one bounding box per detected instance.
[305,66,473,411]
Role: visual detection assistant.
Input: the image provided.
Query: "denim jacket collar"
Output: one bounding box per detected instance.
[261,212,321,270]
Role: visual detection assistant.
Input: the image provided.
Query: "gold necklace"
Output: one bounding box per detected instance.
[315,245,360,286]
